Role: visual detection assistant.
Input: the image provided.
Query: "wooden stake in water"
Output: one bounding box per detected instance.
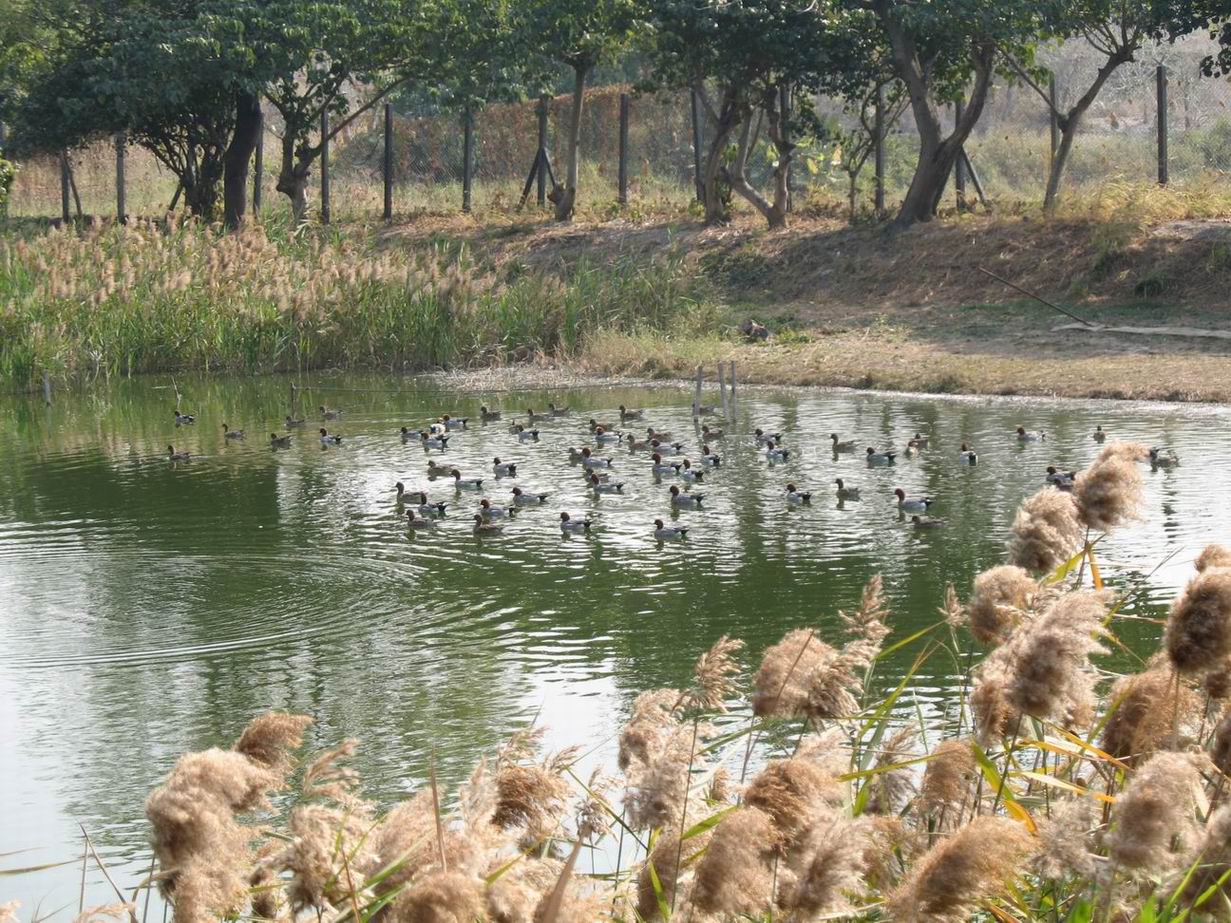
[43,371,52,406]
[718,362,729,421]
[693,366,703,417]
[729,361,737,421]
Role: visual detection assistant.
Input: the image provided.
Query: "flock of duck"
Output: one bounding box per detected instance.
[163,401,1182,541]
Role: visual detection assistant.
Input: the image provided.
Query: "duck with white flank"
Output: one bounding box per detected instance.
[1046,466,1076,490]
[831,433,857,452]
[512,424,540,442]
[786,484,812,504]
[167,445,191,462]
[567,447,586,463]
[590,473,625,494]
[755,429,783,446]
[1149,447,1180,468]
[222,424,244,440]
[479,499,512,519]
[174,410,196,425]
[909,432,930,448]
[669,485,704,508]
[451,469,484,490]
[396,486,447,517]
[581,448,613,469]
[866,447,895,466]
[269,433,292,448]
[400,426,418,443]
[319,428,343,445]
[439,414,468,430]
[511,487,550,506]
[319,405,342,420]
[651,453,682,476]
[654,519,688,540]
[894,488,933,513]
[406,510,437,529]
[651,439,686,456]
[472,514,503,535]
[1016,426,1046,442]
[699,445,721,467]
[619,405,644,421]
[492,458,517,477]
[765,441,790,462]
[679,459,704,483]
[594,426,622,444]
[559,512,594,533]
[420,430,449,451]
[959,443,978,465]
[589,418,617,433]
[835,478,860,500]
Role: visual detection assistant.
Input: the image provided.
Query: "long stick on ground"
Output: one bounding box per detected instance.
[977,267,1098,328]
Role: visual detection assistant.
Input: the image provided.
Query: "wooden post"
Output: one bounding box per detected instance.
[537,96,548,206]
[718,362,729,421]
[618,92,629,206]
[462,106,474,213]
[1048,75,1060,168]
[253,109,264,214]
[383,103,394,222]
[1157,64,1169,186]
[690,88,704,204]
[728,361,737,421]
[692,365,703,417]
[60,150,71,224]
[953,97,967,209]
[874,84,885,216]
[43,371,52,406]
[115,132,126,223]
[320,110,331,224]
[290,382,297,416]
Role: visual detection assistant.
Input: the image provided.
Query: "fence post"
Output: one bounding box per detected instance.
[60,150,71,224]
[728,361,736,421]
[253,108,263,215]
[320,110,330,224]
[718,362,729,421]
[618,92,629,206]
[1157,64,1169,186]
[953,97,967,209]
[537,96,548,206]
[115,132,126,223]
[780,83,793,212]
[383,102,394,222]
[690,88,704,204]
[692,365,703,417]
[874,84,885,216]
[1048,75,1060,168]
[462,106,474,214]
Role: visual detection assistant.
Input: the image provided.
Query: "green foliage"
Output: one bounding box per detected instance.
[0,158,14,209]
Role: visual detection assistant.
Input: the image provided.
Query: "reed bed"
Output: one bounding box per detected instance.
[0,219,711,390]
[12,441,1231,922]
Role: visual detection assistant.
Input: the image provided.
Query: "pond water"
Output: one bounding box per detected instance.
[0,373,1225,913]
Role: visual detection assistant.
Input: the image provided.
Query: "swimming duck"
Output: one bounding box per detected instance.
[866,447,896,466]
[221,424,244,440]
[174,410,196,425]
[320,405,342,420]
[959,443,978,465]
[894,488,933,513]
[511,487,549,506]
[1016,426,1046,442]
[451,469,484,490]
[590,474,625,494]
[1093,425,1106,443]
[492,458,518,477]
[559,511,593,533]
[835,478,860,500]
[319,428,343,445]
[167,445,191,462]
[439,414,468,430]
[548,402,572,417]
[786,484,812,504]
[669,485,704,508]
[696,405,717,416]
[480,406,502,422]
[473,514,503,535]
[701,424,725,440]
[619,405,644,421]
[680,459,704,483]
[654,519,688,540]
[907,433,928,450]
[625,435,654,452]
[479,499,512,519]
[755,429,783,446]
[594,426,622,445]
[765,441,790,462]
[699,445,722,467]
[1046,466,1077,490]
[420,430,449,451]
[269,433,292,448]
[651,453,682,476]
[651,439,686,456]
[911,515,946,529]
[397,487,447,517]
[526,408,549,424]
[427,460,452,477]
[406,510,437,529]
[513,425,540,443]
[589,418,617,433]
[647,427,673,442]
[830,434,857,453]
[581,448,613,469]
[400,426,417,443]
[568,447,586,463]
[285,415,306,428]
[1149,447,1180,469]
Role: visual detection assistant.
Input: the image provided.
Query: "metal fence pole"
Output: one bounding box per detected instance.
[115,132,126,223]
[618,92,629,206]
[462,106,474,213]
[253,109,263,214]
[1157,64,1169,186]
[780,82,793,212]
[1048,75,1060,168]
[537,96,548,206]
[690,89,704,204]
[383,102,394,222]
[874,84,885,216]
[320,110,330,224]
[60,150,71,223]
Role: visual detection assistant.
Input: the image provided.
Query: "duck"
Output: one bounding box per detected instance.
[581,448,613,469]
[696,405,717,416]
[406,510,437,529]
[451,469,484,490]
[222,424,245,440]
[568,447,586,464]
[590,474,625,494]
[701,424,725,441]
[786,484,812,504]
[866,447,896,466]
[594,426,622,445]
[174,410,196,425]
[513,425,540,443]
[624,434,654,452]
[1016,426,1046,442]
[559,512,594,533]
[472,514,504,536]
[285,415,306,429]
[907,433,928,450]
[765,441,790,462]
[835,478,860,500]
[680,459,704,483]
[269,433,292,448]
[654,519,688,540]
[830,434,857,453]
[479,499,512,519]
[589,418,618,433]
[1093,425,1107,443]
[669,485,704,508]
[400,426,418,443]
[619,405,644,421]
[1046,466,1077,490]
[526,408,549,424]
[439,414,468,430]
[319,405,342,420]
[409,490,447,517]
[492,458,518,477]
[1149,447,1180,469]
[959,443,978,465]
[644,426,670,441]
[894,488,933,513]
[480,406,502,422]
[911,515,946,529]
[548,402,572,417]
[319,428,343,445]
[167,445,191,462]
[420,430,449,451]
[651,439,686,456]
[651,453,682,476]
[755,429,783,446]
[426,460,452,477]
[394,481,421,504]
[699,445,721,467]
[511,487,549,506]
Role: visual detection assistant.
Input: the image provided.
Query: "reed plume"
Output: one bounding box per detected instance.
[1197,544,1231,573]
[777,817,871,917]
[862,726,917,816]
[840,575,892,647]
[1007,488,1084,573]
[1074,448,1143,532]
[690,807,779,917]
[486,859,562,923]
[918,739,975,820]
[744,756,841,853]
[233,712,313,772]
[887,816,1035,922]
[617,689,681,771]
[966,565,1038,646]
[1109,751,1202,873]
[387,870,484,923]
[683,635,744,711]
[623,717,706,831]
[492,732,575,846]
[1211,707,1231,775]
[1176,804,1231,912]
[1165,569,1231,675]
[1101,660,1199,764]
[1034,797,1096,880]
[970,656,1021,746]
[0,904,17,923]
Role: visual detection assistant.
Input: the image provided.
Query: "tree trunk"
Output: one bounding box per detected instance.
[277,136,312,221]
[727,98,791,230]
[699,85,741,226]
[223,91,262,230]
[554,62,589,222]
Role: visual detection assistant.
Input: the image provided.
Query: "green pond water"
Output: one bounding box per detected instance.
[0,373,1222,913]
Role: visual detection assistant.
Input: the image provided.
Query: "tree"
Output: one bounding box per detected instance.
[519,0,641,221]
